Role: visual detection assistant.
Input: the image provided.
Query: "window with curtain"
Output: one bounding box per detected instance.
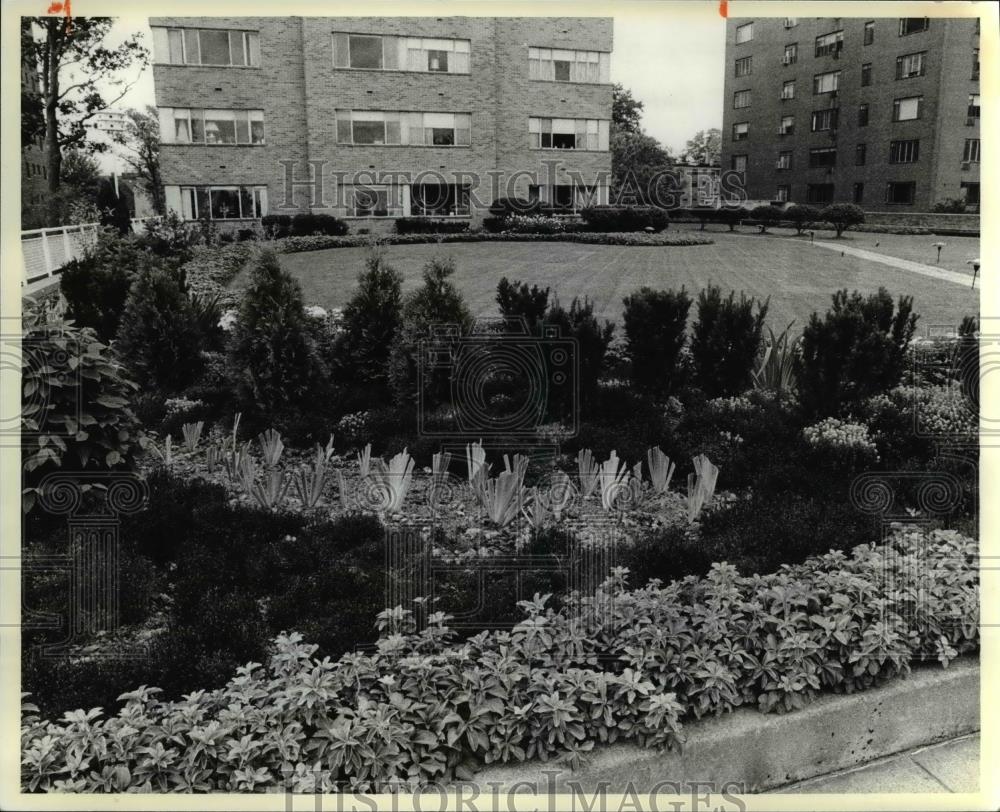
[335,111,472,146]
[528,117,609,150]
[333,34,470,73]
[151,27,260,66]
[529,48,609,83]
[173,185,268,219]
[159,108,265,145]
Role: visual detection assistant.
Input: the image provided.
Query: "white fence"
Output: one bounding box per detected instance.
[21,219,157,296]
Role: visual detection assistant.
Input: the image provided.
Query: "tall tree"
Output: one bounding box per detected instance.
[611,129,673,205]
[114,106,164,214]
[611,83,644,135]
[681,128,722,166]
[21,17,148,223]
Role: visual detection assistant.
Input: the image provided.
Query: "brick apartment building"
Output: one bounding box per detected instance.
[21,51,48,228]
[720,16,980,211]
[149,17,613,228]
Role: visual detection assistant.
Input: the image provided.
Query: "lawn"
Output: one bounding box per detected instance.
[268,228,979,333]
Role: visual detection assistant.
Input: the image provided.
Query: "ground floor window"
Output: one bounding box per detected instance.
[775,185,789,202]
[961,182,980,208]
[806,183,834,204]
[885,181,916,205]
[343,184,404,217]
[410,184,471,216]
[170,185,268,220]
[853,182,864,203]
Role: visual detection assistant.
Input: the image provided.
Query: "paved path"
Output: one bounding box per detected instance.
[812,241,976,287]
[778,733,980,793]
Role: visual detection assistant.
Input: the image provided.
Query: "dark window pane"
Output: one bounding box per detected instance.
[552,132,576,149]
[554,60,571,80]
[353,120,385,144]
[428,50,449,72]
[184,29,200,64]
[350,35,383,69]
[250,118,264,144]
[190,111,204,142]
[199,30,231,65]
[235,114,250,144]
[240,187,254,218]
[211,188,240,219]
[168,29,184,63]
[205,112,236,144]
[431,127,455,146]
[229,31,246,65]
[195,188,210,218]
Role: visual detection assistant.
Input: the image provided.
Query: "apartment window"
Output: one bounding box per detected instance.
[967,94,980,123]
[343,184,403,217]
[151,27,260,66]
[529,48,610,83]
[892,96,923,121]
[853,182,864,203]
[856,144,867,165]
[735,23,754,44]
[858,103,870,126]
[529,117,610,150]
[335,110,472,146]
[807,183,835,204]
[863,21,875,45]
[175,185,267,220]
[813,70,840,94]
[815,31,844,58]
[159,108,265,145]
[733,89,752,109]
[410,183,472,216]
[896,52,926,79]
[731,154,748,172]
[809,147,837,168]
[733,121,749,141]
[811,109,839,132]
[899,18,929,36]
[781,80,796,99]
[784,18,798,28]
[775,185,790,202]
[776,151,792,169]
[889,139,920,163]
[783,44,798,64]
[778,115,795,135]
[735,56,752,77]
[861,63,872,86]
[886,182,916,204]
[333,34,471,74]
[972,49,979,80]
[961,182,980,208]
[963,139,981,162]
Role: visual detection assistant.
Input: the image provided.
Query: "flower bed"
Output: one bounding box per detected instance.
[21,524,978,792]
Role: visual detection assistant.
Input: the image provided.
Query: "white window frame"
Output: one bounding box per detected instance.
[781,80,795,99]
[815,30,844,57]
[776,151,792,169]
[735,22,754,44]
[333,33,471,74]
[529,117,610,151]
[151,27,260,67]
[893,96,923,121]
[335,110,472,146]
[529,47,610,83]
[733,89,752,109]
[779,115,795,135]
[159,108,264,145]
[889,139,920,163]
[169,184,268,220]
[963,139,981,162]
[896,52,926,79]
[733,121,749,141]
[813,70,841,94]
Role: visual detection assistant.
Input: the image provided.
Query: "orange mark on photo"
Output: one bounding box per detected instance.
[719,0,728,18]
[47,0,71,17]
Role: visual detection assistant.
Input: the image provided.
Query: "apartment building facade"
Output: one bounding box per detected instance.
[720,16,981,211]
[149,17,613,227]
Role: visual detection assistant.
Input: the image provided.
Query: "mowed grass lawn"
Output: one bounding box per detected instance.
[264,228,979,333]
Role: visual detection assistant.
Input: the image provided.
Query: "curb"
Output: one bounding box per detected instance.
[472,657,979,793]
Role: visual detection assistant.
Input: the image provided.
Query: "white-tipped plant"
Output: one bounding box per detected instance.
[478,466,526,527]
[293,437,334,509]
[181,421,204,453]
[465,440,487,486]
[577,448,600,499]
[522,486,549,530]
[358,443,373,478]
[545,470,576,521]
[336,469,353,512]
[318,434,336,464]
[249,467,291,510]
[224,440,254,485]
[432,451,452,487]
[753,322,799,395]
[646,446,677,494]
[205,442,222,475]
[597,450,629,511]
[258,428,284,468]
[686,454,720,522]
[151,434,174,467]
[368,448,415,514]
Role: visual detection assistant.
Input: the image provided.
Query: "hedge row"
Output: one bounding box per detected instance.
[22,524,977,792]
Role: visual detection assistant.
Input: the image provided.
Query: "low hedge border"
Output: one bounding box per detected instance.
[21,524,977,793]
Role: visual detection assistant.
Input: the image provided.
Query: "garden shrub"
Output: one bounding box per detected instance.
[488,196,541,218]
[496,277,551,334]
[114,266,206,395]
[690,285,769,397]
[819,203,865,237]
[932,198,967,214]
[580,206,670,233]
[622,286,692,397]
[547,296,615,414]
[22,525,977,791]
[395,217,471,235]
[796,287,918,418]
[261,214,292,238]
[784,204,821,235]
[21,301,140,510]
[289,212,349,237]
[503,214,580,234]
[716,205,747,232]
[748,205,783,233]
[137,211,200,263]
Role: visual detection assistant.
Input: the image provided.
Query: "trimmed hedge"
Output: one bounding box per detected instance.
[261,214,349,238]
[580,206,670,233]
[395,217,471,235]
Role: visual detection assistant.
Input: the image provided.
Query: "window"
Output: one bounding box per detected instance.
[333,34,471,74]
[895,52,926,79]
[889,139,920,163]
[856,144,867,165]
[343,184,403,217]
[892,96,922,121]
[410,184,472,216]
[858,103,869,126]
[864,21,875,45]
[335,110,472,146]
[886,182,916,204]
[963,139,980,162]
[158,108,265,145]
[807,183,835,203]
[529,48,609,83]
[735,23,754,44]
[735,56,752,77]
[783,43,798,64]
[776,151,792,169]
[775,185,790,202]
[853,182,864,203]
[174,184,267,220]
[815,31,844,58]
[781,80,796,99]
[809,147,837,168]
[733,89,752,109]
[968,94,980,123]
[151,27,260,66]
[961,182,980,208]
[861,63,872,86]
[784,18,798,28]
[973,49,979,80]
[899,18,929,36]
[733,121,749,141]
[778,115,795,135]
[813,70,840,94]
[811,109,839,132]
[529,117,610,150]
[731,154,748,172]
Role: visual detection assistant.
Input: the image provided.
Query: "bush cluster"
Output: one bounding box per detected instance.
[261,213,349,238]
[395,217,471,235]
[580,206,670,233]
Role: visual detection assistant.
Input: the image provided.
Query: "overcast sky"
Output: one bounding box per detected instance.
[96,15,725,168]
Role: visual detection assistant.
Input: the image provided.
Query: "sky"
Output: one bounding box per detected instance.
[94,14,726,169]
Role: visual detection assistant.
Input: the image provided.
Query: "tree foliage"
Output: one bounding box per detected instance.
[113,106,164,214]
[680,129,722,166]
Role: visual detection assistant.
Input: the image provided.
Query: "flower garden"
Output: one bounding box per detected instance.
[20,214,980,792]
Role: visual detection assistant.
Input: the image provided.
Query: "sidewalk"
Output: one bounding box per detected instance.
[778,733,980,793]
[812,241,975,287]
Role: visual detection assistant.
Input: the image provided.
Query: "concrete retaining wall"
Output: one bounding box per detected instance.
[473,657,979,794]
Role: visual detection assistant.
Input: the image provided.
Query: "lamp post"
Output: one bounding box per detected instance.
[967,258,980,288]
[932,242,946,264]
